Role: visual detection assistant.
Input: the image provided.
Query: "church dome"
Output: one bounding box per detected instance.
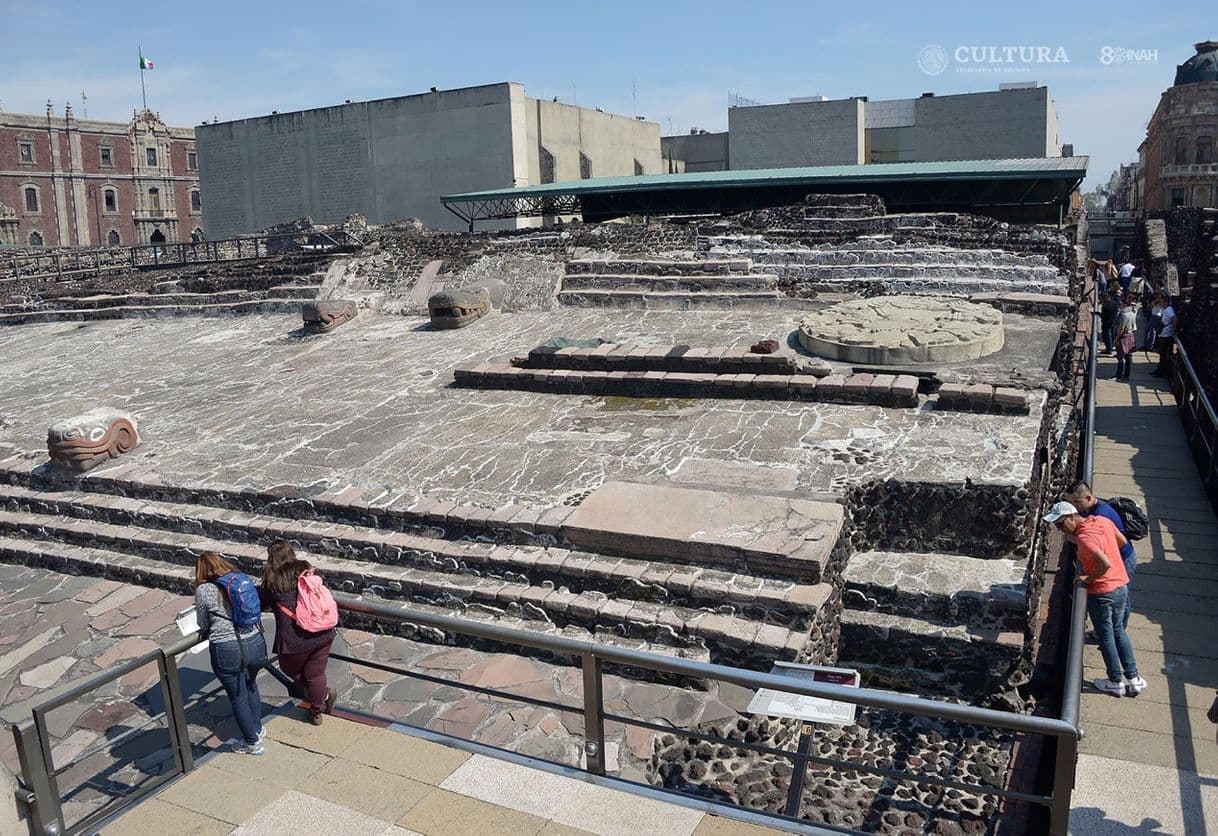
[1174,41,1218,85]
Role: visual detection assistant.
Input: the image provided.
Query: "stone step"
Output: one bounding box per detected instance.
[556,289,814,310]
[788,277,1067,296]
[709,247,1052,268]
[560,273,777,293]
[842,551,1026,629]
[0,289,261,312]
[0,482,829,629]
[266,283,323,299]
[454,364,920,410]
[837,609,1023,699]
[0,513,809,671]
[565,258,753,276]
[515,343,824,375]
[0,298,307,326]
[0,534,718,681]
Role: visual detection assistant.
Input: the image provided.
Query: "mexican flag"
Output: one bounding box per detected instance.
[139,55,154,70]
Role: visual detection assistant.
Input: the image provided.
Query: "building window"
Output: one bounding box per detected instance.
[103,188,117,213]
[146,147,158,166]
[1174,137,1188,166]
[147,187,161,213]
[1198,136,1214,165]
[28,231,43,246]
[187,151,198,171]
[579,152,592,180]
[107,229,121,246]
[634,158,644,176]
[18,141,35,164]
[23,186,39,213]
[1171,188,1186,207]
[99,145,114,167]
[539,147,555,184]
[190,190,202,211]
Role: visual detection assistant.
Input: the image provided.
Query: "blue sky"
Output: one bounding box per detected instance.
[0,1,1204,188]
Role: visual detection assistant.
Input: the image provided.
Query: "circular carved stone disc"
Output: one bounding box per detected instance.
[796,295,1004,364]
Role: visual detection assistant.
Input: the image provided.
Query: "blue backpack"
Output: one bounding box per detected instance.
[215,572,262,629]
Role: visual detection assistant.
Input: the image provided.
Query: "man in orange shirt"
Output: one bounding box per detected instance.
[1044,500,1145,697]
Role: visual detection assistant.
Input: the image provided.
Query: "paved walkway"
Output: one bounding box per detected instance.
[1070,350,1218,834]
[100,712,783,836]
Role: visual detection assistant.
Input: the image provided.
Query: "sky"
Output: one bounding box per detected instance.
[0,1,1207,189]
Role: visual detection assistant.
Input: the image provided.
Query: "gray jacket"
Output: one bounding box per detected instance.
[194,582,260,645]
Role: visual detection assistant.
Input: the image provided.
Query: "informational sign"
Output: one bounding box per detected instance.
[176,607,209,654]
[746,662,861,727]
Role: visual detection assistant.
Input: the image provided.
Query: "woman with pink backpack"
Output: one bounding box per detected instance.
[260,540,339,725]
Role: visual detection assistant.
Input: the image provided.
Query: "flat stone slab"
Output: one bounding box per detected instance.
[842,551,1026,624]
[797,295,1004,364]
[562,481,842,579]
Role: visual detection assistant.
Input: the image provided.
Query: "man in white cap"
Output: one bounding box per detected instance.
[1043,500,1145,697]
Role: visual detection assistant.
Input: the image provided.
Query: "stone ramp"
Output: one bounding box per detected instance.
[837,550,1028,699]
[0,463,841,676]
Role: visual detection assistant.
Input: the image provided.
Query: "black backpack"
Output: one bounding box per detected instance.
[1107,496,1149,541]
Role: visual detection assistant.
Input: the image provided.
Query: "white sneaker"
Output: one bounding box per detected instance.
[1092,677,1126,696]
[257,726,266,743]
[233,741,265,756]
[1126,676,1148,696]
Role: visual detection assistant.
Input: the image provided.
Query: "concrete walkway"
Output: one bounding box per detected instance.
[1070,349,1218,834]
[100,712,784,836]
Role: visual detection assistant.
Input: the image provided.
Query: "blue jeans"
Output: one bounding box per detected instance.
[1122,553,1136,629]
[1087,585,1138,683]
[209,632,267,744]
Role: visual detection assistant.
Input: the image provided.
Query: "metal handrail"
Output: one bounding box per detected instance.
[1171,336,1218,510]
[1173,337,1218,430]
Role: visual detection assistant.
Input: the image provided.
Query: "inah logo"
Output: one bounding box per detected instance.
[918,45,948,76]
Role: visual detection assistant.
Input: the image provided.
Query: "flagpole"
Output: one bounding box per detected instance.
[139,46,147,112]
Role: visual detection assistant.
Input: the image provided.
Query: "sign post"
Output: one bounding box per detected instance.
[745,663,861,818]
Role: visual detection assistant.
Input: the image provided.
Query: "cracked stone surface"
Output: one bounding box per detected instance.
[797,295,1005,364]
[0,312,1043,506]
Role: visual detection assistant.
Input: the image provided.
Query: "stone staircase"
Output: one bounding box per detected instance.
[837,550,1026,699]
[0,461,843,682]
[557,258,807,309]
[702,237,1065,297]
[0,257,326,326]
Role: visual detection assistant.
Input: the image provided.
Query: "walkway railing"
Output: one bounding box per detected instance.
[2,230,363,283]
[11,588,1091,836]
[1171,336,1218,512]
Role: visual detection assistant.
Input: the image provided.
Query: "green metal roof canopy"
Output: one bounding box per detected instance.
[441,156,1088,227]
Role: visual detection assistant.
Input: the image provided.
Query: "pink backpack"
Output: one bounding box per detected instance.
[277,569,338,632]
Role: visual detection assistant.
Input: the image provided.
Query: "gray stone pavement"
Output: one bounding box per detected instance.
[100,714,785,836]
[1069,352,1218,834]
[0,564,749,832]
[0,312,1044,509]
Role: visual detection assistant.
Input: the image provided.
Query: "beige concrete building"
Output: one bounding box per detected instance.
[1135,41,1218,212]
[197,83,660,235]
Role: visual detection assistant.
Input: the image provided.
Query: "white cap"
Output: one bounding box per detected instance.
[1042,500,1079,524]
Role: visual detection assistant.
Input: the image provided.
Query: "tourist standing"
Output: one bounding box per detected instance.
[194,552,268,755]
[260,540,337,725]
[1043,501,1144,696]
[1067,481,1137,627]
[1114,294,1138,381]
[1150,292,1176,378]
[1100,291,1119,355]
[1118,259,1135,295]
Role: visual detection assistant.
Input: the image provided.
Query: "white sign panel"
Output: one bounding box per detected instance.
[746,662,861,727]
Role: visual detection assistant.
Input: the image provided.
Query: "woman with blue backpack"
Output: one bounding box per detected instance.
[194,552,268,755]
[260,540,339,725]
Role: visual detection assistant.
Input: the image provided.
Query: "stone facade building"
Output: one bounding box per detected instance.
[663,85,1063,173]
[1135,41,1218,212]
[0,104,201,248]
[196,83,660,236]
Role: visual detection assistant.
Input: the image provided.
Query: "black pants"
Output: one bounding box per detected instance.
[1155,336,1173,376]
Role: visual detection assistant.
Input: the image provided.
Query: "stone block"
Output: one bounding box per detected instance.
[891,374,920,407]
[753,375,792,397]
[842,373,873,400]
[789,374,819,398]
[301,299,356,334]
[817,374,845,398]
[964,384,994,410]
[993,387,1028,412]
[47,409,140,473]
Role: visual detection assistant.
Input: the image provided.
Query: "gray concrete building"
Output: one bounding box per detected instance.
[662,85,1062,172]
[197,83,660,236]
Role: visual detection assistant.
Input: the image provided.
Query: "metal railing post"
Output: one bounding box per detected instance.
[11,723,62,835]
[159,653,194,775]
[1048,731,1078,835]
[581,652,606,776]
